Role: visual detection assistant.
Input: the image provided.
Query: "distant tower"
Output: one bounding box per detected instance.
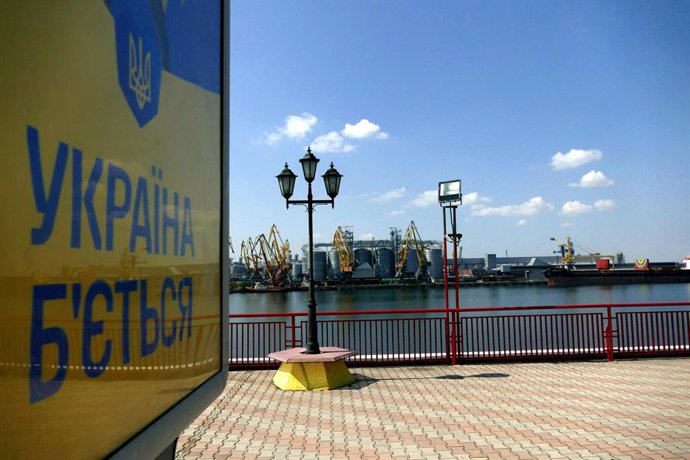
[389,227,401,260]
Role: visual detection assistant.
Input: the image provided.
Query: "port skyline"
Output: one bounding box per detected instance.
[230,1,690,262]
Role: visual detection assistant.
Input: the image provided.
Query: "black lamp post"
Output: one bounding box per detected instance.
[277,147,342,354]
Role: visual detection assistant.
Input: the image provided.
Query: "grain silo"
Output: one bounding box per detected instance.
[376,248,395,278]
[230,262,246,279]
[354,248,373,269]
[311,250,327,282]
[328,249,341,277]
[405,248,419,275]
[425,248,443,280]
[291,262,303,279]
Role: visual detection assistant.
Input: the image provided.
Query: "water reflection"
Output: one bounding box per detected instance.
[230,284,690,317]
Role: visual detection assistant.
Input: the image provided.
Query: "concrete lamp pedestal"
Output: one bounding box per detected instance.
[268,347,357,391]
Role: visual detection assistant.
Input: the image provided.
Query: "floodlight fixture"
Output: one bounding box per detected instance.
[438,179,462,206]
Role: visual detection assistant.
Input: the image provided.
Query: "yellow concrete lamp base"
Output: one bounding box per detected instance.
[268,347,357,391]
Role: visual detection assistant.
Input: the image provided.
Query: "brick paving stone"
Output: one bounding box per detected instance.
[176,358,690,459]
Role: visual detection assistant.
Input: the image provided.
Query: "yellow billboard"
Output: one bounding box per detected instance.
[0,1,227,457]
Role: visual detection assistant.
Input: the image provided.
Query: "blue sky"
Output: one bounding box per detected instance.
[230,1,689,262]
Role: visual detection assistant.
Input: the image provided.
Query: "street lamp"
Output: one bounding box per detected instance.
[276,147,343,354]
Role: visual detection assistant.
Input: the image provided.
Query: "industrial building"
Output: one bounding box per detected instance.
[229,228,637,289]
[230,223,570,286]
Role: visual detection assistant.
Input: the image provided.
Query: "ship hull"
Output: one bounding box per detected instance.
[543,267,690,287]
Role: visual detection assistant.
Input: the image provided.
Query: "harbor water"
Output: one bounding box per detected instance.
[230,283,690,317]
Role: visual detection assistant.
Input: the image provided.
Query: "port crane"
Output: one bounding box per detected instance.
[240,237,263,282]
[267,224,291,269]
[332,226,354,274]
[253,234,290,287]
[240,225,292,287]
[396,220,429,280]
[550,236,611,266]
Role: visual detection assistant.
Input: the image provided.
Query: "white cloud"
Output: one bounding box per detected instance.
[284,113,318,138]
[561,222,573,228]
[262,112,318,144]
[386,210,405,216]
[310,131,355,153]
[560,201,592,215]
[471,196,554,217]
[594,199,616,211]
[370,187,406,203]
[517,219,527,226]
[551,148,602,170]
[342,119,388,139]
[463,192,491,205]
[359,232,376,240]
[350,192,377,200]
[264,132,282,145]
[570,170,614,188]
[410,190,438,207]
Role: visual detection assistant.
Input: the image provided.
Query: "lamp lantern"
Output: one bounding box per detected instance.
[322,162,343,200]
[299,147,320,183]
[276,163,297,200]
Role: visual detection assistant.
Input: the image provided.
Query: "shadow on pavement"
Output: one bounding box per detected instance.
[342,372,510,390]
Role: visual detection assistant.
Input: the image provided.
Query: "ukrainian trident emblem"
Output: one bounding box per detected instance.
[110,0,162,127]
[128,34,151,110]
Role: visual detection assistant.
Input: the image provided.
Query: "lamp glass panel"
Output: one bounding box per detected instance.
[438,180,461,202]
[324,174,340,198]
[322,164,342,198]
[300,156,319,183]
[277,165,297,199]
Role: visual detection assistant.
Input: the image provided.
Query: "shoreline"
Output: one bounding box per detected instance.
[229,278,547,293]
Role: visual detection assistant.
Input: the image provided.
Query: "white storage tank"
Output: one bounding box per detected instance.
[328,249,341,276]
[425,248,443,280]
[484,253,497,271]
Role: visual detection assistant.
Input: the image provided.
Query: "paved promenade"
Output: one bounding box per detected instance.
[176,358,690,459]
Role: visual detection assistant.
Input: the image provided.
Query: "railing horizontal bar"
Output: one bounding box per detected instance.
[229,302,690,319]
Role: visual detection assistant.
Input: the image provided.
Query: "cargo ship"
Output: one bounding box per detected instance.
[544,250,690,287]
[544,260,690,286]
[543,237,690,286]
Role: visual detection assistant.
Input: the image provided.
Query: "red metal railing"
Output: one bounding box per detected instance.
[228,302,690,369]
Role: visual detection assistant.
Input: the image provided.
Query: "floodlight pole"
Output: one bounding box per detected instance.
[441,204,462,365]
[439,180,462,365]
[449,206,461,313]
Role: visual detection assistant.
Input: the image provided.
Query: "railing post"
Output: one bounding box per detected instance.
[453,310,462,364]
[451,313,457,366]
[606,306,614,362]
[291,314,296,349]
